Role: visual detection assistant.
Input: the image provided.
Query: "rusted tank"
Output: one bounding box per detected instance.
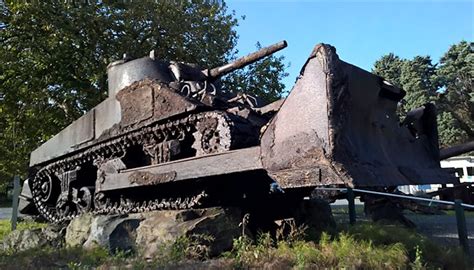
[22,42,457,222]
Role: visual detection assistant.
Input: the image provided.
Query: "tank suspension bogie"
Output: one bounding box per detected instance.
[30,111,257,222]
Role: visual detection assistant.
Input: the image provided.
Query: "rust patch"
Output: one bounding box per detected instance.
[153,84,199,121]
[116,80,154,127]
[129,171,177,186]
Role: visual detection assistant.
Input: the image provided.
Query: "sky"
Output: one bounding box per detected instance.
[226,0,473,91]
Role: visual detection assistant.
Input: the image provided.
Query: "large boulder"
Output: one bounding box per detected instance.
[65,207,241,258]
[65,213,93,247]
[1,228,44,252]
[136,207,241,258]
[1,224,64,252]
[83,214,142,252]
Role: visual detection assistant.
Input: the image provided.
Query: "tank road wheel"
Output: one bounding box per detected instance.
[76,187,94,213]
[193,112,232,156]
[94,192,108,210]
[56,193,71,217]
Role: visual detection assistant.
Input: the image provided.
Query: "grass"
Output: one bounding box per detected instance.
[0,218,470,269]
[224,232,407,269]
[221,221,471,269]
[343,221,470,269]
[0,219,46,241]
[0,234,214,270]
[440,209,474,217]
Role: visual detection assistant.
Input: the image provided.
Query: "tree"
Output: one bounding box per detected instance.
[373,53,403,87]
[398,56,438,114]
[436,41,473,145]
[222,42,289,104]
[0,1,288,188]
[374,54,437,114]
[372,41,473,148]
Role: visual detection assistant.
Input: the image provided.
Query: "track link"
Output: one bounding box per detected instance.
[31,111,236,223]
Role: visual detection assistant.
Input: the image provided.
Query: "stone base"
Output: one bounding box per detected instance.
[65,207,242,258]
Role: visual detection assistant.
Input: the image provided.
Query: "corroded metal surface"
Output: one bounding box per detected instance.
[129,171,177,186]
[260,43,455,188]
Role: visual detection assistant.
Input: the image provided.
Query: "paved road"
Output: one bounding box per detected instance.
[407,212,474,258]
[0,208,12,220]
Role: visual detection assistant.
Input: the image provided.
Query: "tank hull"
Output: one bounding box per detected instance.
[25,43,457,223]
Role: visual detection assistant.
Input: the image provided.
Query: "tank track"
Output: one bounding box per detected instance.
[30,111,237,223]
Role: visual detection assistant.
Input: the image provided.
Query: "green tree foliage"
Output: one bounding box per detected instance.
[436,41,473,144]
[398,56,438,114]
[373,41,473,147]
[222,42,289,103]
[372,53,403,87]
[0,1,288,187]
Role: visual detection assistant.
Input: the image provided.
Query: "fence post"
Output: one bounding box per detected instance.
[11,176,20,231]
[454,200,470,258]
[347,188,356,225]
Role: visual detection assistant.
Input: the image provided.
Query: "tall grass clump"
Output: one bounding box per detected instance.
[224,222,408,269]
[345,222,470,269]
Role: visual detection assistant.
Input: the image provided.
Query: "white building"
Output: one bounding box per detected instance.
[398,156,473,195]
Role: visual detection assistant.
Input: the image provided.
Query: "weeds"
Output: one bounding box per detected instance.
[224,220,470,269]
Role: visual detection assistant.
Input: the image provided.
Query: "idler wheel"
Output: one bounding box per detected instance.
[37,174,54,203]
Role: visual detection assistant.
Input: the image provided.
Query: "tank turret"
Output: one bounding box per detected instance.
[107,52,174,97]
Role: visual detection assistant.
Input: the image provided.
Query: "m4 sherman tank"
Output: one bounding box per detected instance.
[22,41,457,223]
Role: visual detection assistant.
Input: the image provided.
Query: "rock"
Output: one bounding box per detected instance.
[83,215,142,252]
[136,208,241,258]
[65,213,93,247]
[2,228,44,252]
[40,224,65,248]
[65,207,241,258]
[1,224,64,252]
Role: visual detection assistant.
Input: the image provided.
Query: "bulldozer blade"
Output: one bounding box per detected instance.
[261,43,456,189]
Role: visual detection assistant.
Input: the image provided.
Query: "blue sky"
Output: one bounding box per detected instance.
[226,1,473,91]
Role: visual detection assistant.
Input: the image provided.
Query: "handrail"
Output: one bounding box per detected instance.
[313,187,474,209]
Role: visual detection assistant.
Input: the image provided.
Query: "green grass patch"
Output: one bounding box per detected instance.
[343,222,470,269]
[0,220,470,269]
[0,219,46,241]
[224,232,407,269]
[223,221,470,269]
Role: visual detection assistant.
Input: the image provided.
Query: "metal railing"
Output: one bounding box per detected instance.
[314,187,473,258]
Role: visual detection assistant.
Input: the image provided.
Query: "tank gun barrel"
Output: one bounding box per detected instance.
[205,40,287,79]
[439,141,474,160]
